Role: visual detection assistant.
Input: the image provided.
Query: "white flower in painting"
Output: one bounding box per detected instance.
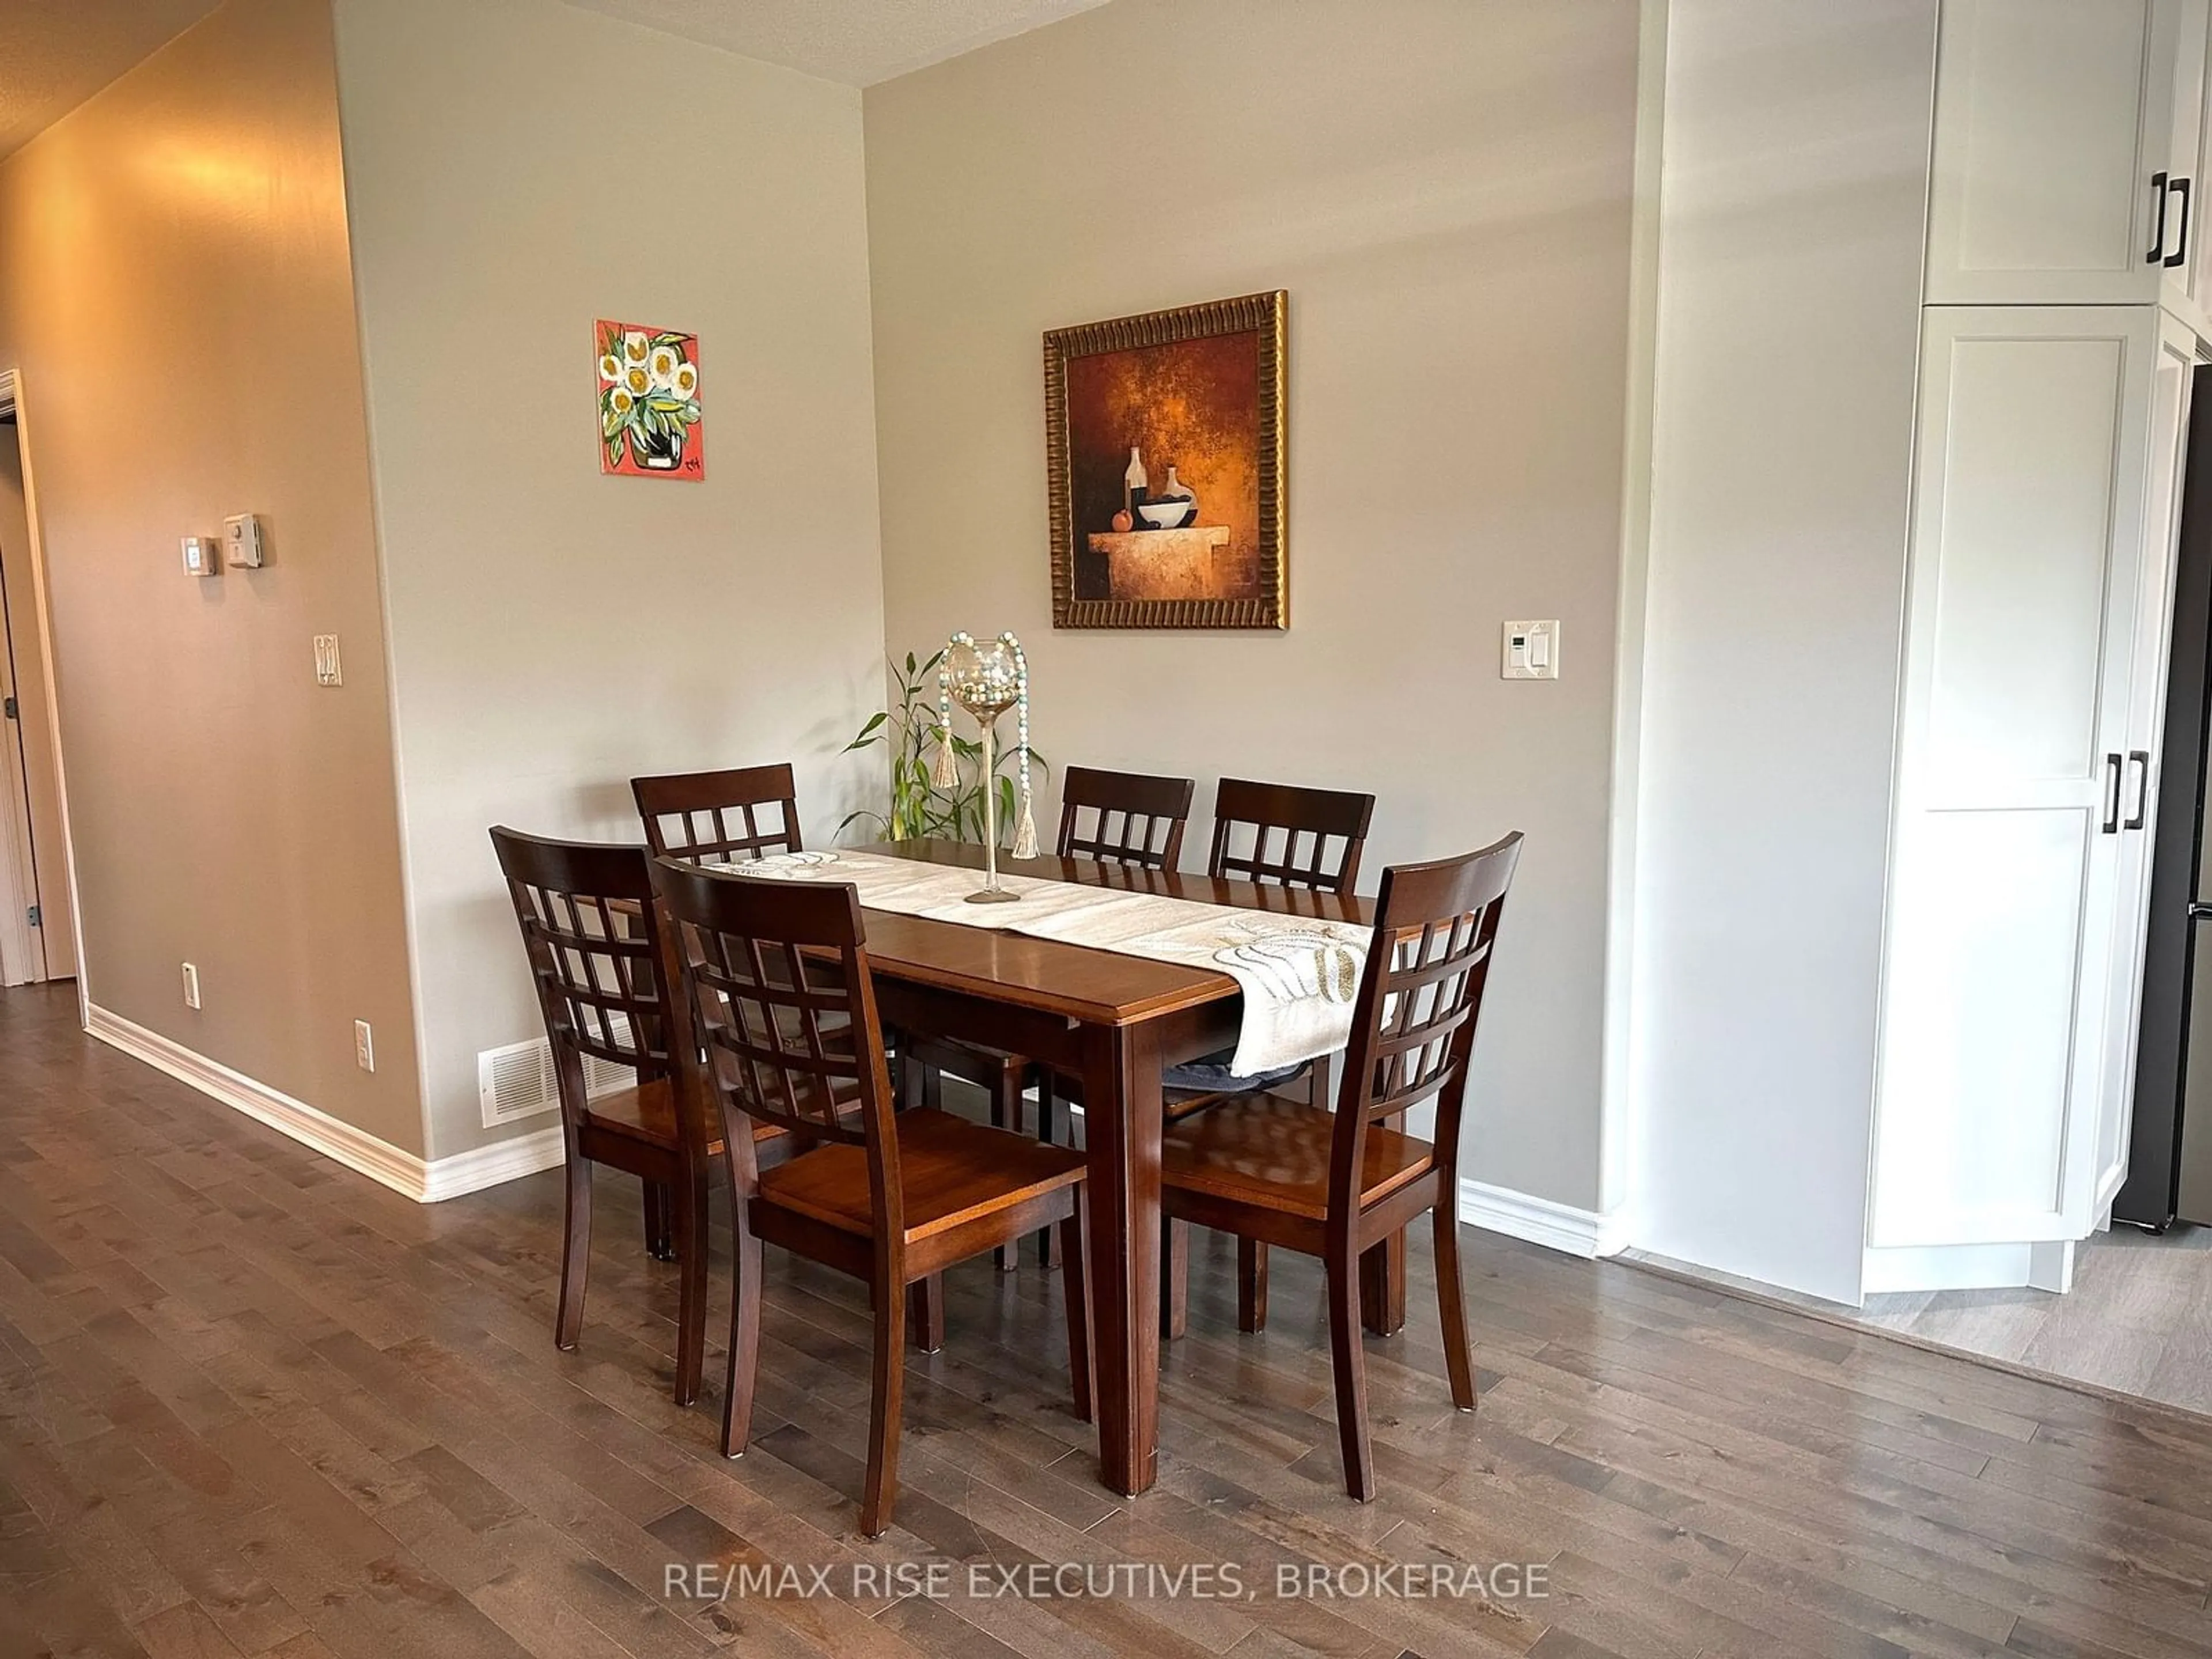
[622,329,650,366]
[647,342,683,387]
[622,361,653,399]
[598,350,624,383]
[668,358,699,399]
[607,385,637,419]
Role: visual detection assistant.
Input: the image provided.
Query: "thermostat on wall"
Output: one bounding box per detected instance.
[224,512,266,569]
[181,536,220,578]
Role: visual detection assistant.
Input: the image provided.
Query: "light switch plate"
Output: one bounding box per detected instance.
[181,536,220,578]
[1501,620,1559,680]
[313,634,343,687]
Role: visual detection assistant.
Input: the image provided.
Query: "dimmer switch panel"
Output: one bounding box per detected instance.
[1502,620,1560,680]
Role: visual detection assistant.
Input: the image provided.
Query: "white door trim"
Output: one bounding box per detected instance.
[0,368,88,1020]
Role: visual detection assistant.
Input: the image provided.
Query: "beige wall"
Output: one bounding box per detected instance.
[332,0,888,1160]
[0,0,425,1150]
[864,0,1641,1210]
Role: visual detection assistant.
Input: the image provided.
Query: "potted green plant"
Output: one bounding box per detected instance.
[841,649,1044,846]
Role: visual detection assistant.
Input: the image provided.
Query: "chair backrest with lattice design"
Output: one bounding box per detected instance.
[651,858,902,1232]
[632,764,803,868]
[1208,777,1376,895]
[491,828,670,1123]
[1055,765,1195,870]
[1331,833,1522,1212]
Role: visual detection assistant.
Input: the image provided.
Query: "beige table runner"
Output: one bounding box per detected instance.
[727,849,1370,1075]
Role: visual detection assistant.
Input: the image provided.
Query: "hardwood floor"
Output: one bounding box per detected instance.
[7,980,2212,1657]
[1665,1223,2212,1421]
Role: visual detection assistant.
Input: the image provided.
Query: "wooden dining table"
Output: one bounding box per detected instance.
[852,838,1378,1497]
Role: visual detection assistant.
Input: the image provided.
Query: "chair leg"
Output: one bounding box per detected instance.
[1160,1219,1189,1340]
[672,1172,709,1407]
[643,1179,676,1262]
[908,1274,944,1354]
[1237,1238,1268,1333]
[556,1154,592,1351]
[1434,1205,1479,1412]
[1324,1248,1376,1501]
[1058,1201,1093,1423]
[993,1065,1023,1271]
[862,1274,908,1538]
[722,1206,763,1457]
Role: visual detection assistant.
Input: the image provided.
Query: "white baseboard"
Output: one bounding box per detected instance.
[418,1123,566,1202]
[1860,1240,2077,1295]
[85,1004,563,1204]
[1459,1175,1628,1260]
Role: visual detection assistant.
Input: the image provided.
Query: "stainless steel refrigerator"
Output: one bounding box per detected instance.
[2123,363,2212,1230]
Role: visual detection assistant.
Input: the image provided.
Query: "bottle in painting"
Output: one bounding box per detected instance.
[1124,445,1149,522]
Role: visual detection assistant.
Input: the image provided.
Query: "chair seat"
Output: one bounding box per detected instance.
[581,1078,742,1155]
[756,1107,1085,1242]
[1162,1050,1310,1095]
[1161,1093,1434,1221]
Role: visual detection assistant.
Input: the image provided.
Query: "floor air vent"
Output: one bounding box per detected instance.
[478,1027,634,1129]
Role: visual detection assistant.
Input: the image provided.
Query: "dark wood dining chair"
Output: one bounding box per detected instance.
[651,856,1093,1537]
[632,763,802,865]
[490,827,720,1406]
[632,764,949,1346]
[1158,832,1521,1501]
[1160,777,1377,1336]
[1056,764,1196,868]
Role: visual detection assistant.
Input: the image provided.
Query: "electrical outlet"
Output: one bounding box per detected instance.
[181,963,201,1010]
[354,1020,374,1073]
[313,634,343,687]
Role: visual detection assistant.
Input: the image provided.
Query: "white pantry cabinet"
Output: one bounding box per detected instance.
[2092,313,2200,1211]
[1872,307,2158,1253]
[1857,5,2212,1296]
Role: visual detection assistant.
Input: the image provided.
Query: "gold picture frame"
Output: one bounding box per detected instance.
[1045,290,1287,630]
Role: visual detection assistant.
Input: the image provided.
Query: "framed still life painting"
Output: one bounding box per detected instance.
[1045,290,1286,629]
[597,320,704,479]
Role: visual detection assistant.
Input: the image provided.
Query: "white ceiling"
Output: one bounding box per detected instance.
[0,0,220,159]
[556,0,1108,85]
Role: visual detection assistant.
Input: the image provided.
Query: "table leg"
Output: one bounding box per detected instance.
[1081,1019,1162,1497]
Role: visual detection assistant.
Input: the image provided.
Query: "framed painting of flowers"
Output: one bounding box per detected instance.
[596,321,704,479]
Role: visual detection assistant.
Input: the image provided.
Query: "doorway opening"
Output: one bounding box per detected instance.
[0,372,74,989]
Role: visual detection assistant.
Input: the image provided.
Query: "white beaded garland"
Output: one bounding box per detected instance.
[934,631,1035,853]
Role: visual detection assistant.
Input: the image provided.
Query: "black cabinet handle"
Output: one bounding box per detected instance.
[2105,752,2123,833]
[2151,171,2172,263]
[2128,750,2152,829]
[2171,177,2194,270]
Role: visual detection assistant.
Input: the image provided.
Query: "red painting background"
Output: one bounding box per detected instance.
[597,319,705,480]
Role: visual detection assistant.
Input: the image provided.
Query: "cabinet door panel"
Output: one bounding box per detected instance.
[1926,337,2128,783]
[2096,318,2197,1208]
[1927,0,2158,305]
[2165,0,2210,324]
[1872,306,2155,1248]
[1876,810,2089,1236]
